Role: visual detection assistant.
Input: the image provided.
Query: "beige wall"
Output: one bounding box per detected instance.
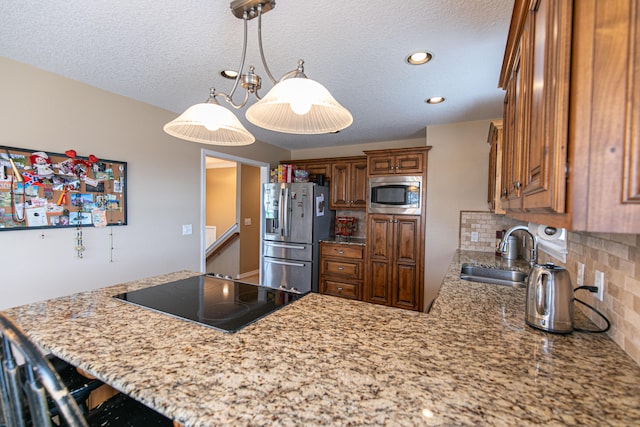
[239,164,261,274]
[424,120,493,306]
[0,57,289,310]
[206,167,237,234]
[459,211,640,367]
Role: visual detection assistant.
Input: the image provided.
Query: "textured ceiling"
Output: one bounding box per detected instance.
[0,0,514,150]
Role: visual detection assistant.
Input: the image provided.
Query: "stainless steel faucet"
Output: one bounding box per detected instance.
[499,225,538,266]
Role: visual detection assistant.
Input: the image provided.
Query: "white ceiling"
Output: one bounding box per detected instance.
[0,0,513,151]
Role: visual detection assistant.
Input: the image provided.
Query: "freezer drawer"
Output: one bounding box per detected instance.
[261,257,313,294]
[263,241,313,261]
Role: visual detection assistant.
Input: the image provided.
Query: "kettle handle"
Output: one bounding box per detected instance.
[535,269,551,316]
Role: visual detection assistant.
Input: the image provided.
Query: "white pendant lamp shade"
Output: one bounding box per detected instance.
[245,77,353,134]
[164,102,255,145]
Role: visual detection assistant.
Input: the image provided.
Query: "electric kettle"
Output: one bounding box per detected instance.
[525,263,574,333]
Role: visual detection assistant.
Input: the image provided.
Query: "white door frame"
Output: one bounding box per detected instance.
[200,148,270,273]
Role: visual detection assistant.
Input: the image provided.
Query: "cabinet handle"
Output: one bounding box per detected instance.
[337,287,343,292]
[337,250,344,254]
[514,181,522,190]
[502,189,508,197]
[338,266,344,270]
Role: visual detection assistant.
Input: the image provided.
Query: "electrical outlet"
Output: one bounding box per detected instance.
[470,231,479,242]
[577,262,585,286]
[182,224,192,236]
[244,218,252,226]
[595,270,605,301]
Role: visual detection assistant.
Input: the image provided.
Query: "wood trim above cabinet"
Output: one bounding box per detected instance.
[499,0,532,89]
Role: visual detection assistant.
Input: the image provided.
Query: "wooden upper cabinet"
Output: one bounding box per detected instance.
[330,158,367,209]
[367,150,424,175]
[497,0,640,232]
[487,120,505,214]
[501,60,521,209]
[520,0,571,213]
[282,156,366,209]
[283,160,331,182]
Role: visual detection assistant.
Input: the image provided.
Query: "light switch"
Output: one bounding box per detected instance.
[182,224,192,235]
[244,218,252,226]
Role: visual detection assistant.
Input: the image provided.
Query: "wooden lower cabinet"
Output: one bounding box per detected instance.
[365,214,423,311]
[319,242,364,300]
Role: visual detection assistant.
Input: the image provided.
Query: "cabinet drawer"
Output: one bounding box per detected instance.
[320,243,364,260]
[322,259,362,279]
[321,279,359,300]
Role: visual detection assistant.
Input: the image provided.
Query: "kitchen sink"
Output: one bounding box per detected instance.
[460,263,527,288]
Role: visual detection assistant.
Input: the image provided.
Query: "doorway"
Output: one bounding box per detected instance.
[200,149,270,282]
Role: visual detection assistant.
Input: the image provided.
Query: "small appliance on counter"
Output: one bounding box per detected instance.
[335,216,357,237]
[525,263,574,333]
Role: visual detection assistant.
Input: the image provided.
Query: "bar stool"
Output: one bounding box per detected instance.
[0,312,176,427]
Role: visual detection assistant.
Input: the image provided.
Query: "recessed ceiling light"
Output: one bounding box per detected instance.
[406,51,433,65]
[425,96,445,104]
[220,70,238,79]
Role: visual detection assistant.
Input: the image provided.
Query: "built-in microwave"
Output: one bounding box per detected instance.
[368,176,422,215]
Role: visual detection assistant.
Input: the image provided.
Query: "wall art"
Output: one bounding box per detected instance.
[0,145,127,230]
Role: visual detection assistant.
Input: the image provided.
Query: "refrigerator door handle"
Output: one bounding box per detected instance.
[264,258,306,268]
[278,188,284,236]
[282,187,290,237]
[265,242,307,250]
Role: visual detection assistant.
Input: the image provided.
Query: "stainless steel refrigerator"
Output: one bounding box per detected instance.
[261,182,334,294]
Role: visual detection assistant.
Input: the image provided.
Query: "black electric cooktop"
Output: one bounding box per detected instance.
[113,275,304,333]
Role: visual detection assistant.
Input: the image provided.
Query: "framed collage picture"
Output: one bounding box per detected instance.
[0,145,127,230]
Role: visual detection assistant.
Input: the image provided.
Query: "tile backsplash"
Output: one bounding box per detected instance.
[459,211,640,366]
[459,211,523,253]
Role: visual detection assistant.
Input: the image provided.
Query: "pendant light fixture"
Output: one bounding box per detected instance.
[163,0,352,145]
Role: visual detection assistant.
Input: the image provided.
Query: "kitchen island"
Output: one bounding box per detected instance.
[3,250,640,426]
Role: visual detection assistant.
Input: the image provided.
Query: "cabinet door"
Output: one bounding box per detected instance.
[521,0,571,213]
[368,155,393,175]
[391,216,421,310]
[501,69,517,207]
[331,162,350,208]
[351,160,368,208]
[366,214,393,305]
[503,46,526,211]
[330,160,367,209]
[297,161,331,182]
[488,121,505,214]
[395,154,424,174]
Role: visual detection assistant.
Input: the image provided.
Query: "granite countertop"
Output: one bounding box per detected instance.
[320,236,366,245]
[3,250,640,426]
